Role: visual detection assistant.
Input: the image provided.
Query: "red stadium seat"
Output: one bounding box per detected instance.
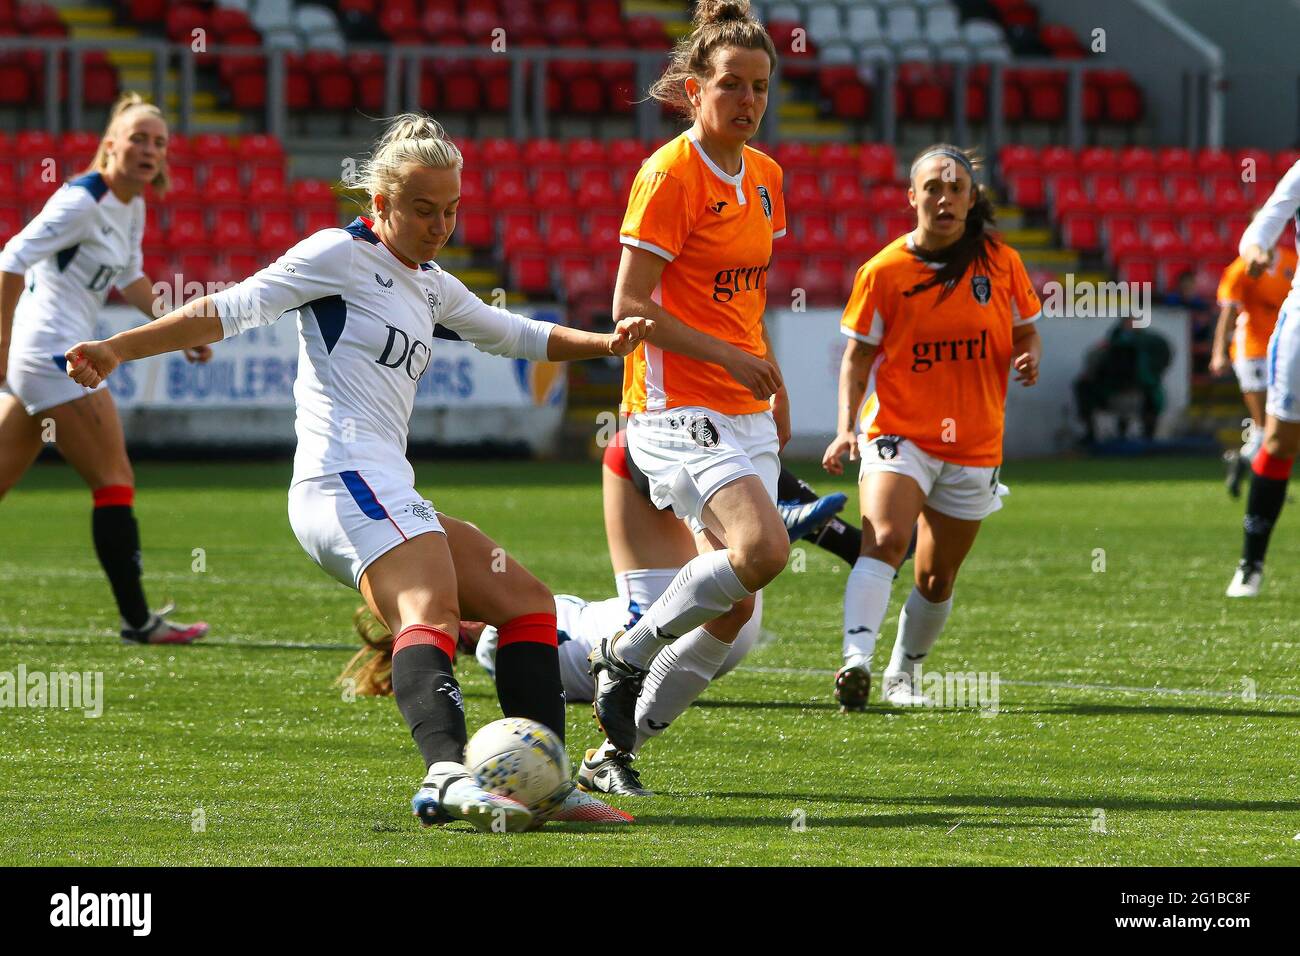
[774,142,819,177]
[501,212,544,255]
[509,253,551,294]
[257,207,298,254]
[785,174,828,214]
[1105,83,1143,124]
[454,208,494,248]
[575,173,619,209]
[583,210,623,251]
[166,207,206,245]
[302,208,341,233]
[1039,145,1077,174]
[1061,213,1100,251]
[565,138,606,169]
[858,144,896,183]
[293,179,337,215]
[1116,256,1156,286]
[1005,171,1045,208]
[480,137,523,168]
[820,143,858,169]
[1078,147,1117,173]
[1155,147,1195,174]
[607,139,648,168]
[1117,146,1157,174]
[999,145,1039,175]
[825,171,867,207]
[212,208,255,249]
[533,169,573,206]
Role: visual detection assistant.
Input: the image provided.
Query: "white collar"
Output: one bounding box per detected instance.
[687,134,745,185]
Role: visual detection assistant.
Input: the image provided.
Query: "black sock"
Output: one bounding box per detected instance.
[495,641,566,742]
[391,642,467,767]
[1243,471,1289,566]
[811,517,865,567]
[92,504,151,629]
[777,467,864,567]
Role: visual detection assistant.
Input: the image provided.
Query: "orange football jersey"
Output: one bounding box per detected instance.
[619,133,786,416]
[841,235,1041,467]
[1217,247,1297,360]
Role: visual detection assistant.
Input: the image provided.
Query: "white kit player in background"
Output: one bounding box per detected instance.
[0,92,210,644]
[1228,159,1300,597]
[63,113,648,831]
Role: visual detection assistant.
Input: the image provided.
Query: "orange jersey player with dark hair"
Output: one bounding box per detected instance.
[823,143,1042,711]
[580,0,794,795]
[1211,244,1297,497]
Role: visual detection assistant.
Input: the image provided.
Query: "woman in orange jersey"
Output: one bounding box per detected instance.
[1210,241,1298,497]
[579,0,791,792]
[822,144,1042,711]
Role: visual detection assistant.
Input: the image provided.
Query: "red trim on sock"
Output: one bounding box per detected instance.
[93,485,135,508]
[497,612,558,648]
[1252,449,1294,481]
[393,624,456,659]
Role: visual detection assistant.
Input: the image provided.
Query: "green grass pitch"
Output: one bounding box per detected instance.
[1,456,1296,866]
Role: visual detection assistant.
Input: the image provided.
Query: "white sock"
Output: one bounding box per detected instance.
[615,567,677,624]
[1242,423,1264,463]
[885,587,952,680]
[716,589,763,678]
[613,551,751,670]
[842,557,896,665]
[633,624,732,752]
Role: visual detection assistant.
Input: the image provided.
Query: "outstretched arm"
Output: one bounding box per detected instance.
[119,275,213,364]
[65,296,223,388]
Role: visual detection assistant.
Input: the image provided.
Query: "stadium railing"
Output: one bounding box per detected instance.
[0,36,1224,177]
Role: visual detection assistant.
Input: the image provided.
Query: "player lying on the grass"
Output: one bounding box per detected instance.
[823,144,1041,711]
[1210,234,1297,498]
[62,112,643,831]
[343,430,865,797]
[0,92,211,645]
[1226,158,1300,597]
[584,0,794,781]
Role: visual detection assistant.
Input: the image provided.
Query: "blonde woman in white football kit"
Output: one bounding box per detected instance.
[0,92,211,644]
[66,114,649,831]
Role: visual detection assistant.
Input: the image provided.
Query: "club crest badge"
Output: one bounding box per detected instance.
[971,274,991,305]
[757,185,772,219]
[689,415,720,448]
[875,435,902,460]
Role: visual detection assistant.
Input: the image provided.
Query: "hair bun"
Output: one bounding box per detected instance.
[692,0,751,29]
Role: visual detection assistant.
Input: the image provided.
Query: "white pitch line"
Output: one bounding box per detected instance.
[3,630,1297,704]
[734,665,1300,704]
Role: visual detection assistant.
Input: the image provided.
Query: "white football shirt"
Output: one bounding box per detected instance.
[0,171,145,359]
[209,217,554,486]
[1240,159,1300,307]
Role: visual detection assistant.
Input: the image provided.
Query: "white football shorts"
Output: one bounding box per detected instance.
[2,350,102,415]
[288,469,445,589]
[857,434,1005,522]
[1233,356,1268,394]
[626,406,780,534]
[1266,301,1300,423]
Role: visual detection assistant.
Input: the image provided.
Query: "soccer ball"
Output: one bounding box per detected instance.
[465,717,571,809]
